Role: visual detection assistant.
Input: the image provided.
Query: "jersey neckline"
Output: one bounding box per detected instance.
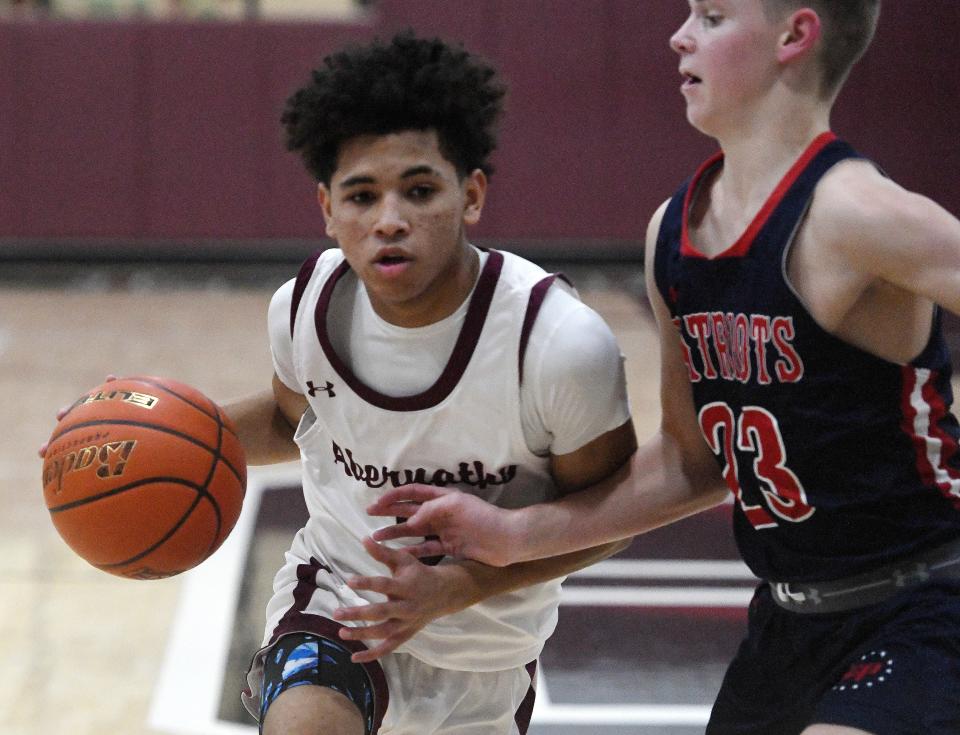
[680,131,837,260]
[314,249,504,412]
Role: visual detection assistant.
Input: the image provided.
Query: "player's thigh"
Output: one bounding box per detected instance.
[263,684,364,735]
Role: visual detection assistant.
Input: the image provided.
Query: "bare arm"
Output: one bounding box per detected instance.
[220,374,306,465]
[821,165,960,313]
[336,419,638,661]
[369,200,729,566]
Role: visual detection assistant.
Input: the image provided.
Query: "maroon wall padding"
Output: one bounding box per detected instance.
[1,2,958,255]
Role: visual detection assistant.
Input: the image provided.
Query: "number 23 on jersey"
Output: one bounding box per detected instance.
[699,402,815,529]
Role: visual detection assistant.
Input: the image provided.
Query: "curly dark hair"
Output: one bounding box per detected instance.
[282,33,507,185]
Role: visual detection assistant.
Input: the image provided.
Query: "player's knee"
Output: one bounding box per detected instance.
[258,632,381,735]
[262,684,364,735]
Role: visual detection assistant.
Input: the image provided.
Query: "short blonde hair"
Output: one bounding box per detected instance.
[763,0,881,96]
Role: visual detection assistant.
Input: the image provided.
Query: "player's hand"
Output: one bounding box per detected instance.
[333,537,475,662]
[38,374,118,458]
[366,485,517,567]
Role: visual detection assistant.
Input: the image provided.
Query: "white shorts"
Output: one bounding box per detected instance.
[243,555,539,734]
[379,653,537,735]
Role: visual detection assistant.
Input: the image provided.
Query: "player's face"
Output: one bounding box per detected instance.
[318,129,486,328]
[670,0,783,136]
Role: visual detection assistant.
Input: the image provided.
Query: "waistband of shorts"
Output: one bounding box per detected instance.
[769,536,960,614]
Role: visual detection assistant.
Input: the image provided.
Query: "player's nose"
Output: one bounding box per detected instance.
[373,193,410,239]
[670,18,695,55]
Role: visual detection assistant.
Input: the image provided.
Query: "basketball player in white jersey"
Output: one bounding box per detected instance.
[219,33,637,735]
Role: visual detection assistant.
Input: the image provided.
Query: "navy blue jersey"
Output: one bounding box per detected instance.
[654,132,960,583]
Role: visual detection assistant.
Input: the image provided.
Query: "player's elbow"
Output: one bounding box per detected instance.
[597,536,632,560]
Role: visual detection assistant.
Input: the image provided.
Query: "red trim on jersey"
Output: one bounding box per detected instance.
[900,367,960,509]
[922,377,960,505]
[901,367,929,483]
[680,131,838,259]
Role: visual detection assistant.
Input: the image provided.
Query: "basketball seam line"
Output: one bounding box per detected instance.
[49,418,245,486]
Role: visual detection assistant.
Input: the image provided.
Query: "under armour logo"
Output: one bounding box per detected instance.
[893,563,929,587]
[773,582,821,605]
[307,380,336,398]
[774,582,806,604]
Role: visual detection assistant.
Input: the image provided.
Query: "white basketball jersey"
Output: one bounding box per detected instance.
[283,247,571,671]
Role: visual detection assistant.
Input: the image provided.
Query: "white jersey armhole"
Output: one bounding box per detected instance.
[520,285,631,457]
[267,277,300,392]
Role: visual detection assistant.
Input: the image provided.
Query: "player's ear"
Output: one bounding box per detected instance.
[777,8,821,64]
[317,183,337,238]
[462,169,487,226]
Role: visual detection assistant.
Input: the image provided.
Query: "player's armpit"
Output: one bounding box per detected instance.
[550,418,637,494]
[220,375,304,465]
[816,166,960,314]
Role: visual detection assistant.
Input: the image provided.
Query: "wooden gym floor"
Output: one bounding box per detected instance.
[2,258,754,734]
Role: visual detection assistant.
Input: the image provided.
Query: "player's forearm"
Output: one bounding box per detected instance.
[503,431,727,564]
[438,537,632,611]
[221,390,300,465]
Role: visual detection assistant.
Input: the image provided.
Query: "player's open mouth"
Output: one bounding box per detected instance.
[682,73,702,87]
[373,250,413,275]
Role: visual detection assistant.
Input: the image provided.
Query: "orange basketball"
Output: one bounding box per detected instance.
[41,376,247,580]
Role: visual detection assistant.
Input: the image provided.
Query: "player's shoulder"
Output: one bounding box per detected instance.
[531,282,621,365]
[272,248,346,304]
[267,249,343,333]
[496,248,551,283]
[814,160,930,234]
[810,159,943,260]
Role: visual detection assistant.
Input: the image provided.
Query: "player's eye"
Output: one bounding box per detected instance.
[701,12,722,27]
[407,184,435,201]
[346,190,376,205]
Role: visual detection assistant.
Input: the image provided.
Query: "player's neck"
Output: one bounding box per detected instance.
[687,105,831,257]
[712,107,831,211]
[368,242,480,329]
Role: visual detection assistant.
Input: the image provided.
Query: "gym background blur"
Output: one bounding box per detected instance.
[1,3,957,734]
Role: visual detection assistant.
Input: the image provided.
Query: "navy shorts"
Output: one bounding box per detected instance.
[707,580,960,735]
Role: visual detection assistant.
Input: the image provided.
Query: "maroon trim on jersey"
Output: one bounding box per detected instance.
[267,557,390,734]
[314,250,504,411]
[519,275,557,386]
[680,131,838,260]
[514,660,538,734]
[290,250,323,338]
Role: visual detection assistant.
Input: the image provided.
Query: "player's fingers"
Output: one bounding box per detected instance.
[334,602,397,623]
[361,536,414,570]
[370,523,429,542]
[367,484,449,514]
[339,620,404,643]
[52,376,118,425]
[400,540,448,559]
[350,635,407,663]
[38,441,49,459]
[344,574,395,596]
[368,501,422,520]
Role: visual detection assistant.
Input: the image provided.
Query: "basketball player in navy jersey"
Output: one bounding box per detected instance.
[215,33,637,735]
[367,3,960,733]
